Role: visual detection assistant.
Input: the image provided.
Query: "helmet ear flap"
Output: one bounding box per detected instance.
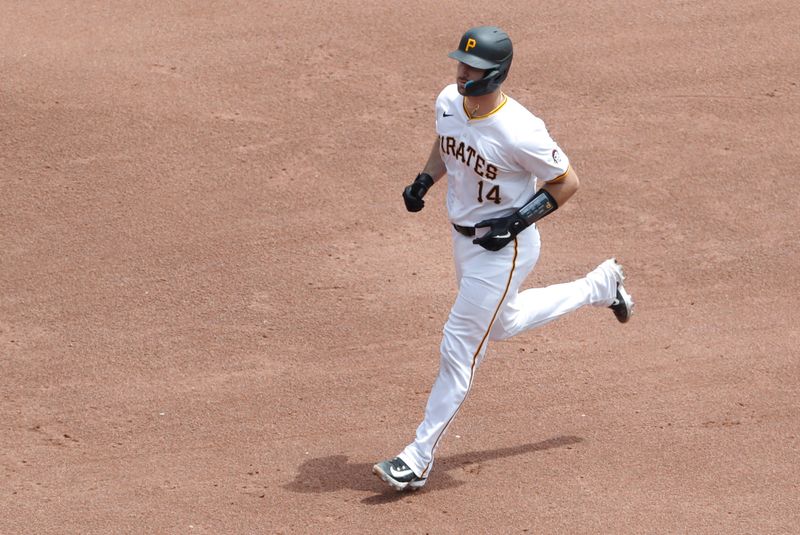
[484,69,500,82]
[463,69,502,96]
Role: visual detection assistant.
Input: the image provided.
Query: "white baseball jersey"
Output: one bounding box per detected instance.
[435,84,570,226]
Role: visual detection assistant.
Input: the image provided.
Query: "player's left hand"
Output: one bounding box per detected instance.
[472,213,528,251]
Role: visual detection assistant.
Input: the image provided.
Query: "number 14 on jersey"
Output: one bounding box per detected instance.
[477,181,501,204]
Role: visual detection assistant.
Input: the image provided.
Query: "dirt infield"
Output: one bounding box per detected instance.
[2,1,799,533]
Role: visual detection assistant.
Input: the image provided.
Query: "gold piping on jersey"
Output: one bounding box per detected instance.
[463,93,509,120]
[421,238,519,478]
[544,164,572,184]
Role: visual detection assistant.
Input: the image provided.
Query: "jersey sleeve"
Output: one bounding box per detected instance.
[514,120,571,183]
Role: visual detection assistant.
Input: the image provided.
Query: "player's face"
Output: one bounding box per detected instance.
[456,62,484,95]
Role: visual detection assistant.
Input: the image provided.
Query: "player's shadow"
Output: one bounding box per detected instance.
[282,435,582,504]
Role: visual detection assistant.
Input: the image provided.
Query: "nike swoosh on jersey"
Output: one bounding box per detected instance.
[442,112,454,117]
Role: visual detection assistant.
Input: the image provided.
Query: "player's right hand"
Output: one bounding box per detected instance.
[403,173,434,212]
[472,213,528,251]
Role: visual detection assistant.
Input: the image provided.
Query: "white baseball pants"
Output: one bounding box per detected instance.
[398,225,619,478]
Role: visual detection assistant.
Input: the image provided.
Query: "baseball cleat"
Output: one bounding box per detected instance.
[372,457,427,491]
[610,284,634,323]
[606,258,634,323]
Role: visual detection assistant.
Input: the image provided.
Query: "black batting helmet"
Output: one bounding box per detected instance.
[448,26,513,96]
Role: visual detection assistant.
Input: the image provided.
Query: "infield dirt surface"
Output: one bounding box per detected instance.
[2,1,799,534]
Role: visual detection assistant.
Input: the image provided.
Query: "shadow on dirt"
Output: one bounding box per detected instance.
[282,435,582,503]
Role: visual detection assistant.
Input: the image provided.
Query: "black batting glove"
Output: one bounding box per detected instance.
[403,173,434,212]
[472,212,529,251]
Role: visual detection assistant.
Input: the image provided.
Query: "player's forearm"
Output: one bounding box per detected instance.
[514,167,580,229]
[541,166,580,206]
[403,138,446,212]
[421,138,447,182]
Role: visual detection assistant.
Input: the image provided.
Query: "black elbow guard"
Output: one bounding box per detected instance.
[518,189,558,226]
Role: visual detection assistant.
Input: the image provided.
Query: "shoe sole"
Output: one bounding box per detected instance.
[607,258,634,323]
[614,284,634,323]
[372,464,426,492]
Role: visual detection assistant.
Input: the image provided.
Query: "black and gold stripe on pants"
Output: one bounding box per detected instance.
[421,238,519,477]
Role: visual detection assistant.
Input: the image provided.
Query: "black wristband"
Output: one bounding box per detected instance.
[415,172,434,191]
[517,189,558,226]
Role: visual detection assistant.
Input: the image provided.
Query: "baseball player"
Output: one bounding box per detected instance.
[373,26,634,491]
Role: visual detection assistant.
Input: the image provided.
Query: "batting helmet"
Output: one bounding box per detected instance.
[448,26,513,96]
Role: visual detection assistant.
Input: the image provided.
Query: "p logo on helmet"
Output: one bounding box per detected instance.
[465,38,477,51]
